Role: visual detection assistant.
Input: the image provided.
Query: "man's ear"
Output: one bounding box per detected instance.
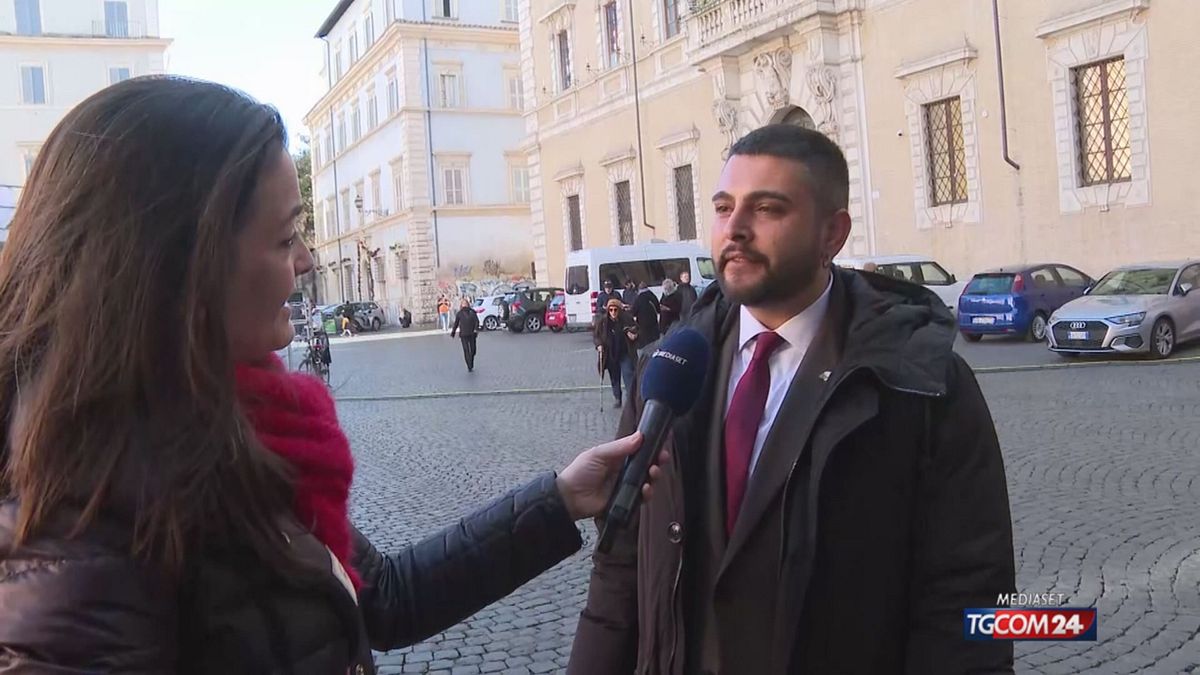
[823,209,852,265]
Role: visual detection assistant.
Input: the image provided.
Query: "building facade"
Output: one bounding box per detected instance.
[0,0,169,239]
[306,0,533,324]
[521,0,1199,288]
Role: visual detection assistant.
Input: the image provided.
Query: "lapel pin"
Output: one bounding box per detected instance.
[819,371,831,382]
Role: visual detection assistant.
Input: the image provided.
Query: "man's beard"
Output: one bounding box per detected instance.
[718,249,821,307]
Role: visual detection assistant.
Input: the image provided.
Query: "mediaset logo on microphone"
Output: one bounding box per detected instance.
[964,594,1097,642]
[650,349,688,366]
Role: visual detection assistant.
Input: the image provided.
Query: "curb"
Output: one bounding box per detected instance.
[972,354,1200,375]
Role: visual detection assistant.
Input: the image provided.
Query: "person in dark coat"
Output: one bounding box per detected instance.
[657,278,683,334]
[569,125,1015,675]
[450,298,481,372]
[677,269,699,317]
[593,298,638,408]
[632,281,661,350]
[621,279,638,308]
[0,77,661,675]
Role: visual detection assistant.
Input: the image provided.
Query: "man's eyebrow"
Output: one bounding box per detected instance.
[711,190,794,204]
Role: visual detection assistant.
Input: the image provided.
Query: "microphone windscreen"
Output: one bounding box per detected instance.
[639,328,711,416]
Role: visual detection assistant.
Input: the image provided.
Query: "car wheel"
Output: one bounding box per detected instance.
[1028,313,1048,343]
[371,317,381,331]
[484,316,499,331]
[526,314,543,333]
[1151,318,1175,359]
[961,332,983,343]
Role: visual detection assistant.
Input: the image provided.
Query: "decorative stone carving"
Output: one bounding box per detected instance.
[712,97,739,159]
[754,47,793,111]
[806,63,839,140]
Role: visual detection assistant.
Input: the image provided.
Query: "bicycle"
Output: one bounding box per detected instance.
[298,328,331,385]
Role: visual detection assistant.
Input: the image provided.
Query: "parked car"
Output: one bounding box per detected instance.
[331,301,386,332]
[506,287,563,333]
[546,291,567,332]
[957,264,1093,342]
[835,254,966,313]
[1047,261,1200,359]
[473,294,508,331]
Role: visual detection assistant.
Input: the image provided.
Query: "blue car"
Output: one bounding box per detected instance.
[958,264,1093,342]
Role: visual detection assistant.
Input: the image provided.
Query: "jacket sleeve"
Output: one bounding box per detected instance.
[0,552,178,673]
[352,472,583,651]
[450,312,460,336]
[567,363,644,675]
[906,354,1016,674]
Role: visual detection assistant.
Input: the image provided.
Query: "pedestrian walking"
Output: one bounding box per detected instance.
[677,269,699,318]
[437,297,451,332]
[0,76,665,674]
[339,311,353,338]
[658,278,683,334]
[593,298,638,408]
[570,124,1014,675]
[450,298,480,372]
[632,281,661,350]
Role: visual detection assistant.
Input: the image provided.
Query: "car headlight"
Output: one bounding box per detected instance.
[1108,312,1146,327]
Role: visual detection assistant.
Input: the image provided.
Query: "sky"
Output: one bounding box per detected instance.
[159,0,332,152]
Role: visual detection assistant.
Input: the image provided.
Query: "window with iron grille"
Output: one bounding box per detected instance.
[923,97,967,206]
[674,165,696,240]
[1073,57,1131,186]
[663,0,680,39]
[615,181,633,245]
[603,2,620,69]
[567,195,583,251]
[394,249,409,280]
[556,30,572,91]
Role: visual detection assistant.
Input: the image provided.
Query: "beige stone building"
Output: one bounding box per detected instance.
[520,0,1198,286]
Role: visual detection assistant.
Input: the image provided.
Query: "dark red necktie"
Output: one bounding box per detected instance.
[724,331,786,535]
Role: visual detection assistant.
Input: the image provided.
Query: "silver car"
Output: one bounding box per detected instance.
[1047,261,1200,358]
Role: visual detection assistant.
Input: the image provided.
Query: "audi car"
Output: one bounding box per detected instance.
[1047,261,1200,359]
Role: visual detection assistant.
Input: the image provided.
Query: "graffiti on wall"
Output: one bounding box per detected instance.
[434,257,534,304]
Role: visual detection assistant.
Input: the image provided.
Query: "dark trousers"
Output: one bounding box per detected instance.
[605,354,635,403]
[460,335,477,370]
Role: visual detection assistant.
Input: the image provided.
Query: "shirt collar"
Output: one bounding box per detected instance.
[737,273,834,353]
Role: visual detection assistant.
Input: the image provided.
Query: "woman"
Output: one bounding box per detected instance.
[594,298,639,409]
[0,77,660,673]
[658,278,683,334]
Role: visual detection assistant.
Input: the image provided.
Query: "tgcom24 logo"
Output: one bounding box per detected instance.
[963,608,1098,642]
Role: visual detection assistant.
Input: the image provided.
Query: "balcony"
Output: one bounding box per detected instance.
[91,19,149,39]
[687,0,837,57]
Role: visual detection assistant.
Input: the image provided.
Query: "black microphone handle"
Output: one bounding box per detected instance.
[596,399,674,554]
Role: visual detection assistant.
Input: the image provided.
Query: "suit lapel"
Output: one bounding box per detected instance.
[719,277,848,578]
[705,309,741,554]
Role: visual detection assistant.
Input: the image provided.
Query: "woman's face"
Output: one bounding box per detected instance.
[226,148,314,362]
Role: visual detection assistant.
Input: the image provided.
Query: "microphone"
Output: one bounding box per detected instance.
[596,328,710,554]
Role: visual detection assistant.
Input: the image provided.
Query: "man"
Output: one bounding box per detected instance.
[450,298,480,372]
[594,278,622,323]
[677,269,699,318]
[863,261,879,273]
[569,125,1015,674]
[621,279,638,309]
[632,281,661,350]
[593,298,638,408]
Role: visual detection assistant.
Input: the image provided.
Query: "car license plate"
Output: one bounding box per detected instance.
[1068,330,1088,341]
[972,317,996,325]
[569,314,578,323]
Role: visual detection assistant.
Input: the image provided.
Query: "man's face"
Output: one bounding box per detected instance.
[711,154,846,307]
[604,282,614,293]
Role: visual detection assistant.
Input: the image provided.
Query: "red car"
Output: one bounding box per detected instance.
[546,291,567,332]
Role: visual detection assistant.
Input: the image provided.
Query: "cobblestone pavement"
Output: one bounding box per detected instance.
[330,332,1200,674]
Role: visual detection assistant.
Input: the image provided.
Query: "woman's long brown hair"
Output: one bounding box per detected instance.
[0,77,301,573]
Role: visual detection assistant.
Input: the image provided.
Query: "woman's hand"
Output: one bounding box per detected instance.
[556,433,668,521]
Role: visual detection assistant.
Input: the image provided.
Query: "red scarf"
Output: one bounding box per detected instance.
[234,354,361,589]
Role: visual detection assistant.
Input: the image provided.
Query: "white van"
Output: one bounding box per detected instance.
[834,254,966,313]
[564,242,716,329]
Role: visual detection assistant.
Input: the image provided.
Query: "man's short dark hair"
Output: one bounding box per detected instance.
[728,124,849,215]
